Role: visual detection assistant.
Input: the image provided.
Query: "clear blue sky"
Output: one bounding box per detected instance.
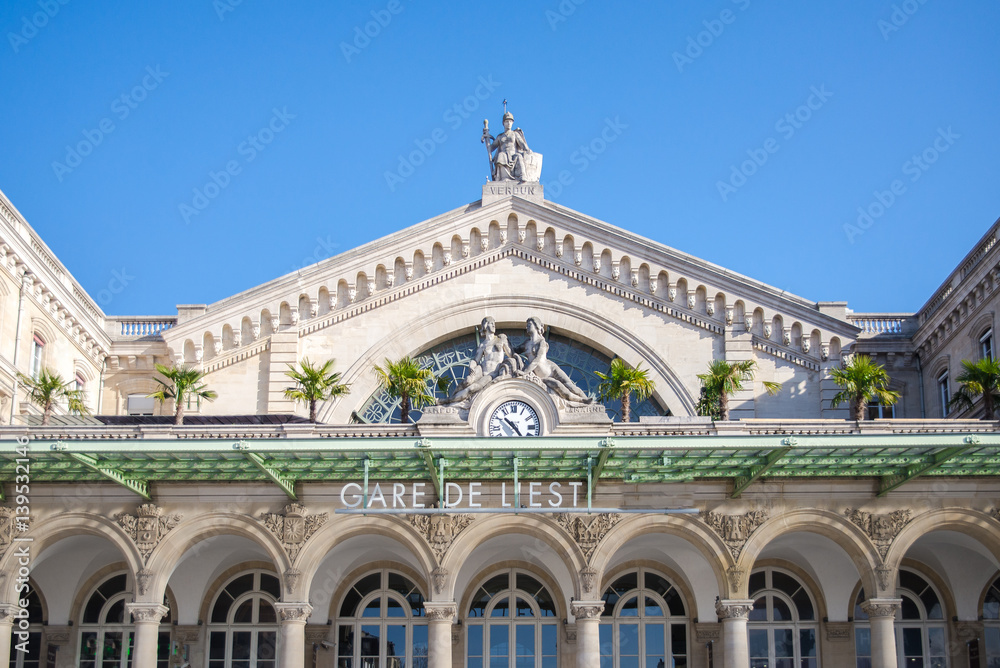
[1,1,998,316]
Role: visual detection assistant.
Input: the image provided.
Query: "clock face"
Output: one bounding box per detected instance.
[488,400,540,437]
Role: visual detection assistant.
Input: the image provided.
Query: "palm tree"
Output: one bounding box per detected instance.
[372,356,445,424]
[949,358,1000,419]
[697,359,781,421]
[595,358,656,422]
[284,357,350,422]
[148,363,218,425]
[17,369,89,425]
[830,354,899,421]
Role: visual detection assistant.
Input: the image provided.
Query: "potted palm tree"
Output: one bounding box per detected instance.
[595,358,656,422]
[17,369,89,425]
[697,360,781,421]
[830,354,899,421]
[284,358,351,423]
[949,358,1000,419]
[148,363,218,425]
[372,357,446,424]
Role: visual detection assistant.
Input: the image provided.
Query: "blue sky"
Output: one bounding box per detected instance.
[1,1,998,316]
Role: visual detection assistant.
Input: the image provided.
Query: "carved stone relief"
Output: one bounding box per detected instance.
[824,622,852,642]
[0,506,15,552]
[115,504,182,561]
[432,567,448,595]
[703,510,768,560]
[694,623,721,642]
[860,599,901,619]
[556,513,622,560]
[570,601,604,619]
[844,508,911,559]
[408,514,474,561]
[726,567,744,596]
[260,504,328,561]
[580,566,598,596]
[274,602,313,622]
[424,603,457,621]
[715,599,754,620]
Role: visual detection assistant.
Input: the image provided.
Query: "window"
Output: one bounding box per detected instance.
[599,568,688,668]
[866,400,896,420]
[937,373,950,417]
[79,574,172,668]
[853,570,947,668]
[981,329,994,361]
[467,569,557,668]
[208,570,280,668]
[747,568,818,668]
[127,395,155,416]
[30,335,44,378]
[983,576,1000,668]
[74,374,88,413]
[336,570,427,668]
[9,587,43,668]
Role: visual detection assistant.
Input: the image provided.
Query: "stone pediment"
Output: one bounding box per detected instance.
[161,195,859,370]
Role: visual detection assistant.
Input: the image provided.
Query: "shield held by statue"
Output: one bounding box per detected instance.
[522,151,543,182]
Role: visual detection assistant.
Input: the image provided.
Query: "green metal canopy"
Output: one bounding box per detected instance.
[3,428,999,502]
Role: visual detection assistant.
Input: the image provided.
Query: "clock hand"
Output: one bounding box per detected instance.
[504,417,523,436]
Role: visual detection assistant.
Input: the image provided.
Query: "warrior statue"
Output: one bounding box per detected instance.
[482,105,542,182]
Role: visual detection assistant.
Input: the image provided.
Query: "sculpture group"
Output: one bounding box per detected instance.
[441,316,593,406]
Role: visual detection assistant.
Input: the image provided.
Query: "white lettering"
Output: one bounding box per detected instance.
[393,482,406,508]
[368,483,387,508]
[529,482,542,507]
[569,481,583,507]
[469,481,482,507]
[412,482,426,508]
[445,482,463,507]
[548,481,563,507]
[341,483,363,508]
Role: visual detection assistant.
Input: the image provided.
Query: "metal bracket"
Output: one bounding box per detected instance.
[67,452,152,500]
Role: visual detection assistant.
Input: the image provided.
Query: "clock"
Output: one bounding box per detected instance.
[488,400,540,437]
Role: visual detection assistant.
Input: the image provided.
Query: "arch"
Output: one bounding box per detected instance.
[279,301,292,327]
[829,336,842,360]
[221,323,234,350]
[144,513,290,603]
[0,514,142,602]
[589,514,731,604]
[713,292,726,320]
[695,285,708,313]
[442,515,586,599]
[197,559,279,623]
[457,561,567,622]
[337,279,352,308]
[752,307,766,337]
[202,331,217,360]
[327,560,429,622]
[333,294,699,422]
[790,322,803,349]
[294,515,436,601]
[298,293,312,318]
[738,509,881,597]
[356,272,370,301]
[734,300,746,329]
[884,508,1000,569]
[260,309,274,336]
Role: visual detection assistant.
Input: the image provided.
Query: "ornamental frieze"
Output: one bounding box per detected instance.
[115,504,181,561]
[703,509,768,560]
[844,508,911,559]
[556,513,622,560]
[407,514,474,561]
[260,504,327,561]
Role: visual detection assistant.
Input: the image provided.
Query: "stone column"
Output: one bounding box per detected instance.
[0,603,20,667]
[571,601,605,668]
[126,603,170,668]
[862,599,901,668]
[716,599,754,668]
[275,602,313,668]
[425,602,457,668]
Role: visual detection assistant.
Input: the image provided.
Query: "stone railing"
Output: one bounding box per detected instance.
[848,313,917,337]
[107,316,178,338]
[918,221,1000,324]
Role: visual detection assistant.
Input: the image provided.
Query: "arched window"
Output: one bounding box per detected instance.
[748,568,819,668]
[79,573,173,668]
[466,569,558,668]
[336,570,428,668]
[981,328,994,361]
[29,334,44,379]
[853,569,947,668]
[9,587,43,668]
[980,575,1000,668]
[208,570,280,668]
[598,568,689,668]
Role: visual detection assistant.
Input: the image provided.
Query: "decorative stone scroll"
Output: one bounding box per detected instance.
[424,603,457,621]
[694,623,721,643]
[274,602,313,622]
[703,509,768,560]
[570,601,604,620]
[408,514,474,561]
[260,504,328,561]
[824,622,852,642]
[844,508,911,559]
[715,599,754,620]
[115,504,182,561]
[556,513,622,560]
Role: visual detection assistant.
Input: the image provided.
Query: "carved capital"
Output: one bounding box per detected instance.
[861,598,902,619]
[571,601,604,620]
[0,603,19,624]
[716,599,754,620]
[424,602,457,622]
[127,602,170,623]
[274,602,313,622]
[825,622,852,642]
[694,622,721,642]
